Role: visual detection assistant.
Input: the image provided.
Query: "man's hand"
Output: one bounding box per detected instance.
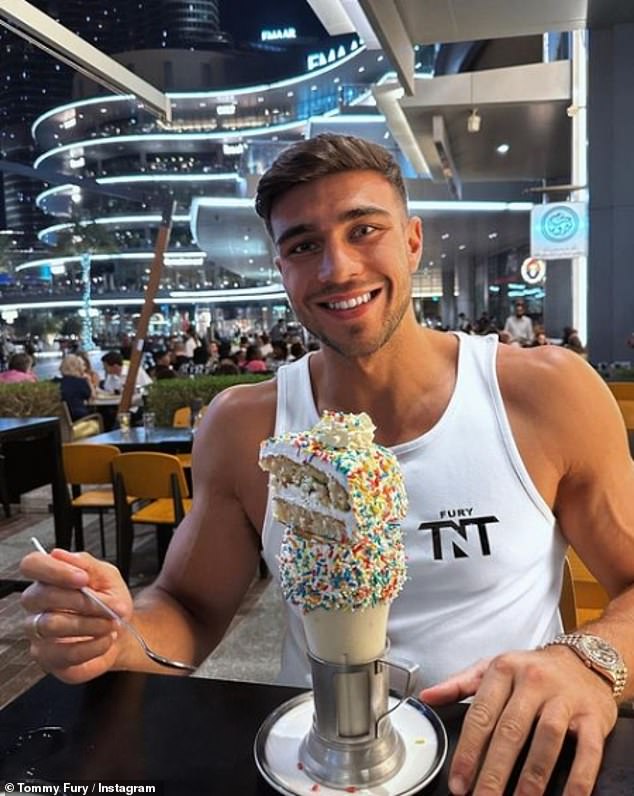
[20,548,132,684]
[420,647,618,795]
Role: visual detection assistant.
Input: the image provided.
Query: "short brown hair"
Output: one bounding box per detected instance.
[255,133,408,236]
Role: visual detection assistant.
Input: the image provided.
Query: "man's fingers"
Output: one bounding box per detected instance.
[25,610,116,641]
[562,719,605,796]
[31,633,117,672]
[420,657,491,705]
[509,700,569,796]
[20,550,90,588]
[21,582,117,617]
[448,656,515,795]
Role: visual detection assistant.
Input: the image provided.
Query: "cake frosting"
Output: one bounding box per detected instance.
[259,410,407,614]
[259,410,408,543]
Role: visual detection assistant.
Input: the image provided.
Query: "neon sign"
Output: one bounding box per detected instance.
[307,39,360,71]
[261,28,297,42]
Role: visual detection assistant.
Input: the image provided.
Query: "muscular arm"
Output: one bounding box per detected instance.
[424,346,634,796]
[21,380,276,682]
[114,382,275,672]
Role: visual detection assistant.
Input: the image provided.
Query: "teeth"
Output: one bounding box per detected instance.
[326,292,372,311]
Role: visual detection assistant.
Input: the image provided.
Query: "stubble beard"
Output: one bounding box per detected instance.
[296,288,412,359]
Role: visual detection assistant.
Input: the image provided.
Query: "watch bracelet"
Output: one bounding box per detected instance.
[543,632,628,700]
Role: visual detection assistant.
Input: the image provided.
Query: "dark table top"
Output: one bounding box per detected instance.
[0,417,60,435]
[0,673,632,795]
[83,427,193,452]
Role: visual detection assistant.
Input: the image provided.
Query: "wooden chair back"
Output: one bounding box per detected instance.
[616,399,634,430]
[111,452,190,500]
[172,406,191,428]
[607,381,634,401]
[63,443,120,485]
[559,556,578,632]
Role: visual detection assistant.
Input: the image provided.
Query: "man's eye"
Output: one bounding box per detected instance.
[288,240,318,255]
[351,224,376,239]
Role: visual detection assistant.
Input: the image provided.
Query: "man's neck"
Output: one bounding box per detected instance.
[309,323,458,446]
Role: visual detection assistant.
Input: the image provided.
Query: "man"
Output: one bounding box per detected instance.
[101,350,152,392]
[21,134,634,795]
[503,299,534,345]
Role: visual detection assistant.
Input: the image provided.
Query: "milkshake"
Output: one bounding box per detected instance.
[259,411,408,665]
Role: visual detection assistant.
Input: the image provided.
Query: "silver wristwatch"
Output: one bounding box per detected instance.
[544,632,628,699]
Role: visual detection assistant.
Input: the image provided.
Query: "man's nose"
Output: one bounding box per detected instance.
[318,241,361,282]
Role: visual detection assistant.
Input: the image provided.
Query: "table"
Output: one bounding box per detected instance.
[0,673,632,795]
[0,418,70,596]
[83,427,193,454]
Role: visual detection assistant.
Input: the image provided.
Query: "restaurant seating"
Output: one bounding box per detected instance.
[172,406,191,428]
[559,557,577,632]
[62,442,122,556]
[112,451,192,583]
[566,548,609,627]
[616,399,634,430]
[59,401,104,443]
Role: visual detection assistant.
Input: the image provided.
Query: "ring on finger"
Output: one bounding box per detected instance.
[32,612,46,640]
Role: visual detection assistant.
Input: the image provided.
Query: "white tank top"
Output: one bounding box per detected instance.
[261,333,566,689]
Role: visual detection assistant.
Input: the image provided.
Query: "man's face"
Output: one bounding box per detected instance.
[104,362,122,375]
[515,302,526,317]
[270,170,422,358]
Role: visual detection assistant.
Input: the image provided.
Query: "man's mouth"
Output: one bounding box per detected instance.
[319,289,380,311]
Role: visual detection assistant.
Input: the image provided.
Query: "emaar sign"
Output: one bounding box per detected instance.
[307,39,360,71]
[261,28,296,42]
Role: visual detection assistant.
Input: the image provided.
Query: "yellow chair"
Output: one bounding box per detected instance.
[607,381,634,401]
[559,557,578,632]
[59,402,104,443]
[566,548,610,628]
[616,399,634,430]
[62,443,121,556]
[112,452,192,583]
[172,406,191,428]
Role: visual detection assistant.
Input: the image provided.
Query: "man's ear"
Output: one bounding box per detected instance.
[274,255,282,274]
[407,216,423,273]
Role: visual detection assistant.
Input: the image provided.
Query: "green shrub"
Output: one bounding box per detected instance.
[0,381,62,417]
[145,373,272,425]
[605,368,634,381]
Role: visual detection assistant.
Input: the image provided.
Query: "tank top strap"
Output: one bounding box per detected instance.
[273,353,319,434]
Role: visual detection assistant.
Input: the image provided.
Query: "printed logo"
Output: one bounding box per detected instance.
[417,507,499,560]
[541,205,580,243]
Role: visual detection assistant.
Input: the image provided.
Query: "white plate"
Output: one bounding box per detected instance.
[254,693,447,796]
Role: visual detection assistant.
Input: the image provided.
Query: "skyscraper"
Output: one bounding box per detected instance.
[0,0,225,239]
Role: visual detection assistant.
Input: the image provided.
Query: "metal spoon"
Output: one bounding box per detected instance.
[30,537,196,673]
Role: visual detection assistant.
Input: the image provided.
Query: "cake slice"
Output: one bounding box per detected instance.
[259,410,407,543]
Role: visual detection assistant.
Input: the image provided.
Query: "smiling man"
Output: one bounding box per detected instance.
[20,134,634,796]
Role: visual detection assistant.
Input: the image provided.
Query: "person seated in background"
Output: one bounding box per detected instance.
[76,351,100,390]
[151,350,176,380]
[266,340,288,372]
[565,332,588,359]
[101,350,153,392]
[0,352,37,383]
[503,299,534,346]
[242,344,268,373]
[288,341,306,361]
[59,353,93,420]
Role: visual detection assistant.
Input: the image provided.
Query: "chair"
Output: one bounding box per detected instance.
[567,548,609,627]
[172,406,192,428]
[112,452,192,583]
[559,556,578,632]
[62,443,121,556]
[616,399,634,430]
[59,401,104,443]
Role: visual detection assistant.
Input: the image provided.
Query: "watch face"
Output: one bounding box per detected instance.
[579,636,620,668]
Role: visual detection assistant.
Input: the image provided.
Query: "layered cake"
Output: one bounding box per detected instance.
[259,410,408,664]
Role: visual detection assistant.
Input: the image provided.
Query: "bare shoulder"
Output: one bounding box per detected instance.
[194,378,277,466]
[497,343,631,477]
[497,343,611,423]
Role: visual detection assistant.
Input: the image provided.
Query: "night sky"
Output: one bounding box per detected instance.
[220,0,326,43]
